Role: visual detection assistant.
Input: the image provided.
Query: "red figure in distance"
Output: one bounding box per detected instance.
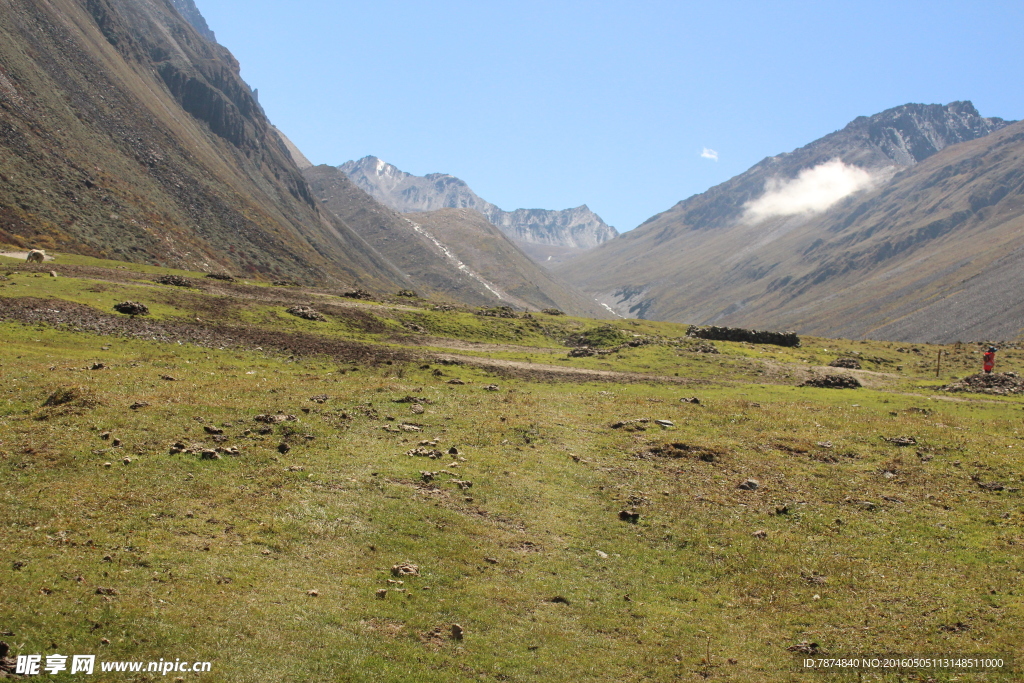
[983,346,996,374]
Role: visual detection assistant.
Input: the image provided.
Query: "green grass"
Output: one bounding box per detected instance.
[1,255,1022,682]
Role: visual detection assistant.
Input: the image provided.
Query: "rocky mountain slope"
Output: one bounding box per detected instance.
[0,0,411,289]
[556,102,1021,342]
[302,164,609,316]
[339,156,618,264]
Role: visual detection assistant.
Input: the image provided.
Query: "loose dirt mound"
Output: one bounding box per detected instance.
[942,372,1024,395]
[801,374,862,389]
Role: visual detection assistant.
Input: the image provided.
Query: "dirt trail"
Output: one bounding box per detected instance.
[1,251,54,261]
[431,352,702,384]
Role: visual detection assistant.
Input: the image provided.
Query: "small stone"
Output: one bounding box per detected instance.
[204,426,224,435]
[121,457,132,465]
[774,504,789,515]
[306,590,319,597]
[375,588,388,600]
[752,530,767,539]
[99,431,111,440]
[483,384,500,391]
[200,449,221,460]
[277,443,290,454]
[596,550,609,559]
[655,420,674,427]
[102,462,112,468]
[111,438,121,447]
[451,624,464,640]
[737,478,759,491]
[100,638,110,645]
[618,509,640,523]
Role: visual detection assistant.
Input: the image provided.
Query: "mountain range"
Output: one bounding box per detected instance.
[339,156,618,264]
[556,102,1023,342]
[2,0,1023,341]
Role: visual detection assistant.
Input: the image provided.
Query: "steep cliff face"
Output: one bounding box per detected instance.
[555,102,1021,341]
[168,0,216,42]
[0,0,408,289]
[339,156,617,262]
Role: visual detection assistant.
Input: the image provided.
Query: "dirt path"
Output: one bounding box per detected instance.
[431,352,703,384]
[0,251,54,261]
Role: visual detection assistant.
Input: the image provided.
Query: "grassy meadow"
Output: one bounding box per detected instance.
[1,253,1022,681]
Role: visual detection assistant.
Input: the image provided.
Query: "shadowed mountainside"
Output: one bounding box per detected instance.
[556,102,1021,341]
[0,0,411,289]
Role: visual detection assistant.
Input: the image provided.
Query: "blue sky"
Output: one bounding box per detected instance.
[195,0,1022,232]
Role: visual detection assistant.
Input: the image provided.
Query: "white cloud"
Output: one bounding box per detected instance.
[700,147,718,161]
[743,159,876,222]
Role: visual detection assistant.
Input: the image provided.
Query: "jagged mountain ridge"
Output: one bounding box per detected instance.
[339,156,618,263]
[556,102,1023,342]
[0,0,413,289]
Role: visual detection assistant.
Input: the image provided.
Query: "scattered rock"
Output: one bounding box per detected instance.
[91,362,105,370]
[654,419,674,427]
[943,373,1024,395]
[483,384,500,391]
[751,530,767,539]
[883,435,917,447]
[939,621,970,633]
[680,397,701,404]
[200,449,220,460]
[396,289,418,297]
[618,510,640,523]
[286,306,326,322]
[737,479,759,491]
[277,443,290,454]
[376,588,388,600]
[113,301,149,316]
[568,347,596,358]
[548,596,571,605]
[128,401,149,410]
[828,357,862,369]
[541,308,565,315]
[786,641,820,655]
[205,272,235,282]
[254,414,296,424]
[160,375,177,381]
[801,374,861,389]
[156,275,192,287]
[309,394,329,404]
[447,379,465,385]
[391,563,420,577]
[611,418,649,431]
[95,587,118,596]
[204,425,224,435]
[306,590,319,597]
[448,447,460,456]
[978,481,1005,492]
[689,342,719,354]
[342,289,374,300]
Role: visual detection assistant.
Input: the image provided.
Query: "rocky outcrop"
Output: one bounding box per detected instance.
[339,156,617,258]
[168,0,216,42]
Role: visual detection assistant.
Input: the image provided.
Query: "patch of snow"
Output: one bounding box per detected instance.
[600,303,624,318]
[404,219,508,301]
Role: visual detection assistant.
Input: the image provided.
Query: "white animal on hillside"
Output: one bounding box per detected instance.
[26,249,45,263]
